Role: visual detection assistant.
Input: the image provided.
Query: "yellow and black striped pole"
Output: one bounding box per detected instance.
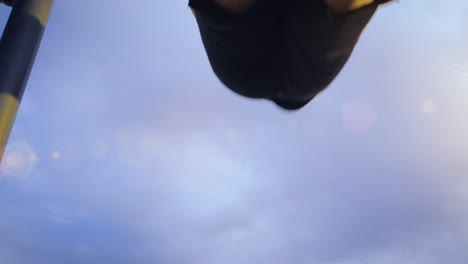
[0,0,54,162]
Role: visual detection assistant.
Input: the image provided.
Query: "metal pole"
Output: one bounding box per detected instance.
[0,0,54,162]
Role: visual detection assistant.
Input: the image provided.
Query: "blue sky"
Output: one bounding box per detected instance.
[1,0,467,263]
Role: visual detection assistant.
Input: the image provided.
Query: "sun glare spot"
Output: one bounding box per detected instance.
[421,99,437,114]
[0,141,38,179]
[49,139,83,170]
[51,151,61,160]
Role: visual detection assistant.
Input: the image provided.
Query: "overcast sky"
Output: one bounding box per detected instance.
[1,0,467,263]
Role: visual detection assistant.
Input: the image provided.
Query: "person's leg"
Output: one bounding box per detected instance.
[280,0,393,99]
[189,0,284,99]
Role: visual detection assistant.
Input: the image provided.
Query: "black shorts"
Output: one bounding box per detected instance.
[190,0,384,108]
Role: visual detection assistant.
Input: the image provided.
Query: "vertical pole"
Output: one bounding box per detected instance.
[0,0,54,162]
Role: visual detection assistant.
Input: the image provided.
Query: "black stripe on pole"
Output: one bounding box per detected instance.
[0,0,49,100]
[0,0,53,162]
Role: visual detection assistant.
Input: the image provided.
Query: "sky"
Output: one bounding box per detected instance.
[0,0,468,263]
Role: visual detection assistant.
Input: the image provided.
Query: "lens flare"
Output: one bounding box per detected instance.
[0,141,38,179]
[421,99,437,114]
[51,151,61,160]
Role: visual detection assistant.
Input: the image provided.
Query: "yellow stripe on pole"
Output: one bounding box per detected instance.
[22,0,54,26]
[0,93,20,161]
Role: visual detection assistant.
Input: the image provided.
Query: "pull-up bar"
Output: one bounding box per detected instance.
[0,0,54,162]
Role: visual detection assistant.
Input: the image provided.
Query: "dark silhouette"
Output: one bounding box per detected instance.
[190,0,395,110]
